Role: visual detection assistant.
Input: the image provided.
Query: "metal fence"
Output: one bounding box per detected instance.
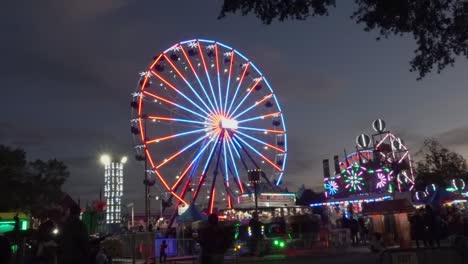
[379,246,468,264]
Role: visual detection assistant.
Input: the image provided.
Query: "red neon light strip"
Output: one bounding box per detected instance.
[225,50,235,115]
[179,45,216,112]
[143,91,180,108]
[210,188,216,214]
[149,54,163,69]
[172,161,196,191]
[146,129,204,144]
[156,136,205,169]
[224,132,245,194]
[150,70,208,116]
[151,167,171,191]
[237,127,285,134]
[192,175,205,200]
[215,44,223,114]
[171,191,188,206]
[228,77,263,119]
[227,195,232,209]
[197,42,219,114]
[226,62,250,115]
[233,135,283,171]
[143,91,205,119]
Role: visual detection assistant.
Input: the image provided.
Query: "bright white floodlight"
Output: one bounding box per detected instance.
[100,154,111,165]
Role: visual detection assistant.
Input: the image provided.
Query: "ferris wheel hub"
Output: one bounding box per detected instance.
[220,118,238,130]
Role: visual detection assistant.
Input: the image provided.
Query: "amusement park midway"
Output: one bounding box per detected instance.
[2,1,468,264]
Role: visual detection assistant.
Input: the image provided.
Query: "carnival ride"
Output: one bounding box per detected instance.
[130,39,287,214]
[324,119,415,198]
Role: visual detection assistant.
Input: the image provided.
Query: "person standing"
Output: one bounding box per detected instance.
[0,232,12,264]
[248,212,263,256]
[411,210,426,248]
[199,214,231,264]
[159,240,167,263]
[59,204,89,264]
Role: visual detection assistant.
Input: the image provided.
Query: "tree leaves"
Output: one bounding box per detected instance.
[219,0,468,80]
[0,145,69,218]
[414,138,468,189]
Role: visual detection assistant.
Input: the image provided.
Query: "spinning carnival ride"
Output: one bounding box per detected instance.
[130,39,287,213]
[324,119,415,198]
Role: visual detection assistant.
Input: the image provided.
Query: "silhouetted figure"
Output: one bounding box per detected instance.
[369,233,384,253]
[60,204,89,264]
[0,232,12,264]
[95,246,108,264]
[423,205,436,247]
[199,214,230,264]
[159,240,167,263]
[410,210,426,248]
[350,218,359,244]
[248,212,263,256]
[35,220,58,264]
[358,217,368,243]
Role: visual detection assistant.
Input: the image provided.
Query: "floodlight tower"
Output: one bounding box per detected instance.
[101,154,127,224]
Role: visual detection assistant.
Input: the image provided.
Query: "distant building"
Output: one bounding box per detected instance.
[101,155,126,224]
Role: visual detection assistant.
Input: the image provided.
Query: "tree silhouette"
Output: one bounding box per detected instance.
[0,145,69,218]
[414,138,468,189]
[219,0,468,80]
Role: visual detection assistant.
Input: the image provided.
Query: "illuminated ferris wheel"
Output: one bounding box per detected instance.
[130,39,287,213]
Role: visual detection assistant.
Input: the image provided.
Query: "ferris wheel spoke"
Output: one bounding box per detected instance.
[235,130,286,153]
[146,127,207,144]
[238,111,281,124]
[192,132,222,201]
[197,43,221,113]
[147,116,207,126]
[144,148,171,191]
[222,132,229,183]
[143,90,206,120]
[215,44,223,114]
[156,130,216,169]
[225,133,244,193]
[208,133,224,214]
[226,62,250,115]
[161,54,213,114]
[224,50,235,117]
[232,93,273,120]
[233,135,283,172]
[179,45,218,113]
[171,137,214,191]
[236,126,285,134]
[229,77,263,118]
[150,70,210,117]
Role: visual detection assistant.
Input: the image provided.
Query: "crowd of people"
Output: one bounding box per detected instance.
[410,204,467,248]
[0,204,112,264]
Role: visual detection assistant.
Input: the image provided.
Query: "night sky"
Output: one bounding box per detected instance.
[2,1,468,212]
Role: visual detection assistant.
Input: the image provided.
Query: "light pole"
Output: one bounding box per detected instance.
[248,169,262,215]
[155,195,163,221]
[126,202,135,229]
